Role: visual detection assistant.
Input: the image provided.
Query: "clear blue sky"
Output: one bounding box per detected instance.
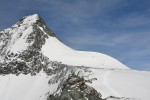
[0,0,150,70]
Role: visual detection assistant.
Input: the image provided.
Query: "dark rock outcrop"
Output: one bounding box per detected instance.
[47,73,103,100]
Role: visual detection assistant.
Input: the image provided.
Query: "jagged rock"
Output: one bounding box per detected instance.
[47,73,103,100]
[0,14,56,75]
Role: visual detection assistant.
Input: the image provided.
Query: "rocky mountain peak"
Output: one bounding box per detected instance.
[14,14,43,27]
[2,14,55,38]
[0,14,56,73]
[20,14,39,23]
[0,14,55,53]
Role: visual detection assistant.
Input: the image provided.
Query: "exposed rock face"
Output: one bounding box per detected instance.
[47,72,103,100]
[0,14,54,75]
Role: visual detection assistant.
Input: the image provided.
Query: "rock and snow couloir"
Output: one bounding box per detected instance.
[0,14,150,100]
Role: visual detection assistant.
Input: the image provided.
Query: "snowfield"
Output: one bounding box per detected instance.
[88,69,150,100]
[0,69,150,100]
[0,71,60,100]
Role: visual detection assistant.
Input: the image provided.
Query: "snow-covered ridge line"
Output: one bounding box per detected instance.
[41,36,129,69]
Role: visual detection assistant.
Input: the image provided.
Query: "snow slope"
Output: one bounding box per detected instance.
[0,72,57,100]
[0,69,149,100]
[41,36,128,69]
[88,69,150,100]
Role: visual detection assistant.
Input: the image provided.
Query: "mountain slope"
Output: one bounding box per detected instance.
[0,14,149,100]
[0,14,128,70]
[42,36,128,69]
[88,69,150,100]
[0,68,149,100]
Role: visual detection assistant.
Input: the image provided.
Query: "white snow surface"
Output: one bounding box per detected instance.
[8,26,34,53]
[41,36,128,69]
[0,71,59,100]
[0,69,149,100]
[87,69,150,100]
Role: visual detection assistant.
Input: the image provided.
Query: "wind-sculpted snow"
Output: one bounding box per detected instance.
[41,36,129,69]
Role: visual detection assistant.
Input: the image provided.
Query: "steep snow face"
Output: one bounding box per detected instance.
[41,36,128,69]
[0,14,40,55]
[6,26,34,53]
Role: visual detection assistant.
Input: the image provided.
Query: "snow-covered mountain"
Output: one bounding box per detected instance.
[0,14,128,69]
[0,14,150,100]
